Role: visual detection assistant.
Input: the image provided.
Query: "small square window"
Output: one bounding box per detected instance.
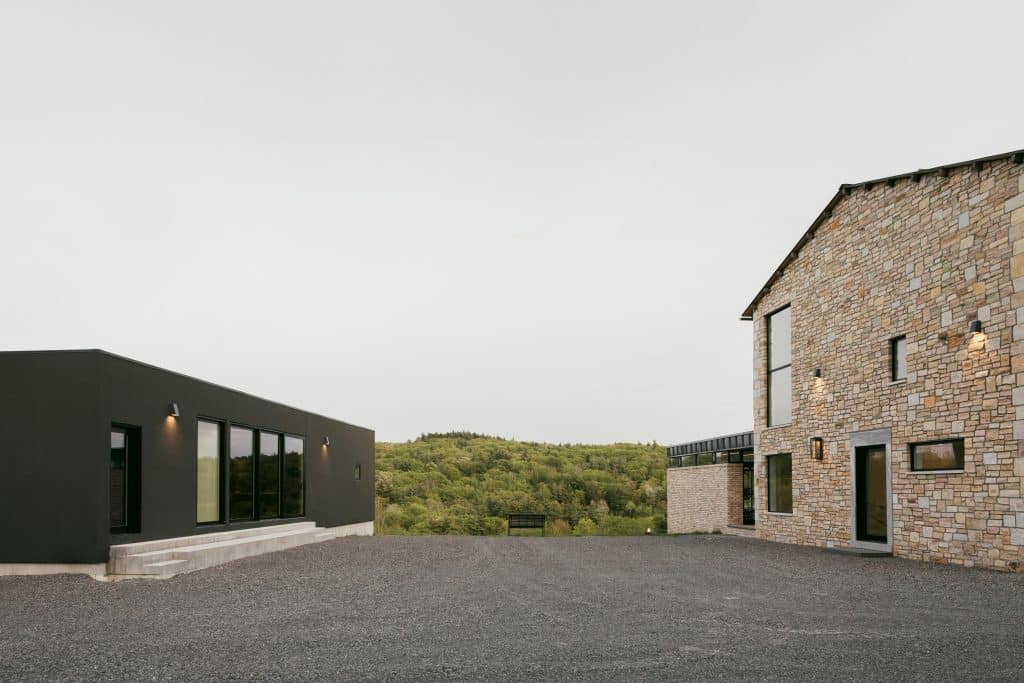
[910,439,964,471]
[354,463,362,480]
[891,335,907,381]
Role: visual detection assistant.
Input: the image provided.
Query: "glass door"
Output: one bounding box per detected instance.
[855,445,887,543]
[742,461,755,525]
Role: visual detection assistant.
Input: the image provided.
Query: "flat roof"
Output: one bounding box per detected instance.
[0,348,373,434]
[667,430,753,458]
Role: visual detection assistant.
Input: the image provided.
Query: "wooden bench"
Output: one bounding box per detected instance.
[507,513,546,536]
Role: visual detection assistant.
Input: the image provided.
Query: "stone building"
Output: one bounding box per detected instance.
[670,148,1024,571]
[666,432,754,535]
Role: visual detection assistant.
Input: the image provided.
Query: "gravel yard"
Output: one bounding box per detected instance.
[1,535,1021,681]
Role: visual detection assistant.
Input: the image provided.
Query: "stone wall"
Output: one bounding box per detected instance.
[750,158,1024,571]
[666,464,743,534]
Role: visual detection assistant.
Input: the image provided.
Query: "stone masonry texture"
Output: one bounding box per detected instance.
[667,464,743,533]
[750,158,1024,571]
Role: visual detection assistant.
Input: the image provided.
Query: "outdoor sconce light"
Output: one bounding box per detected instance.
[810,437,824,461]
[322,436,331,447]
[813,368,822,378]
[970,320,982,334]
[168,403,180,418]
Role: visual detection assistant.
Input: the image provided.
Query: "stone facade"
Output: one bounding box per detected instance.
[748,157,1024,571]
[667,464,743,533]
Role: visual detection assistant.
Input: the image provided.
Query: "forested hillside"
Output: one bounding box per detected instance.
[374,433,666,536]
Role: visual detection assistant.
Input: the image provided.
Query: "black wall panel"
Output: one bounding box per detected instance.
[0,350,374,563]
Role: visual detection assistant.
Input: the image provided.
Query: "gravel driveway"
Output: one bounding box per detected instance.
[1,535,1021,681]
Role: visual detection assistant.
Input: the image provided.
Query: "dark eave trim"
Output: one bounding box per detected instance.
[739,147,1024,321]
[666,430,754,458]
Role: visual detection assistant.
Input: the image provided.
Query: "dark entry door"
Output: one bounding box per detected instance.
[110,428,128,532]
[111,425,141,533]
[855,445,887,543]
[742,461,755,525]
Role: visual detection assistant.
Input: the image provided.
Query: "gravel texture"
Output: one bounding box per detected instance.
[1,535,1022,681]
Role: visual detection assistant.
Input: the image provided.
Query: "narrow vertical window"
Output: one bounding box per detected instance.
[230,426,255,521]
[354,463,362,480]
[197,420,222,524]
[110,429,128,531]
[282,435,305,517]
[767,453,793,513]
[767,306,792,426]
[259,431,281,519]
[891,335,907,381]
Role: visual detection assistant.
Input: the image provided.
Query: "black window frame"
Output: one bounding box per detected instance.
[228,424,257,522]
[206,419,307,524]
[282,433,306,518]
[258,430,284,521]
[110,423,142,534]
[891,335,907,382]
[910,438,965,472]
[766,305,792,427]
[196,418,226,526]
[766,453,793,514]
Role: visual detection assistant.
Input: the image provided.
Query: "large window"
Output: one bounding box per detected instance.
[282,435,304,517]
[767,306,792,426]
[230,426,255,521]
[767,453,792,513]
[259,431,281,519]
[891,335,907,381]
[197,420,222,523]
[911,439,964,472]
[208,423,304,523]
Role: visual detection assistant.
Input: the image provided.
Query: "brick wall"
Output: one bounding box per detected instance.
[667,464,743,534]
[750,159,1024,571]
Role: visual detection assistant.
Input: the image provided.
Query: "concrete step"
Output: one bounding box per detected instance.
[723,524,758,538]
[109,521,316,560]
[143,559,189,569]
[108,522,328,578]
[826,546,892,558]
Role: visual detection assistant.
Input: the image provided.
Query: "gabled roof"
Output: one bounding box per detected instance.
[740,148,1024,321]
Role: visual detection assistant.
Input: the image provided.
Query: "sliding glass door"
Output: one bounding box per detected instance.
[207,423,303,523]
[197,420,222,523]
[230,426,255,521]
[283,435,304,517]
[259,431,281,519]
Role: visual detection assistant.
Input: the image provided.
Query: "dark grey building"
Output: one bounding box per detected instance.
[0,350,374,565]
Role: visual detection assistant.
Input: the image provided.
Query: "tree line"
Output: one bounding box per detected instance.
[375,432,667,536]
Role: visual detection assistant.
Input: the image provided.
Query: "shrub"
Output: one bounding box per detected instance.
[573,517,598,535]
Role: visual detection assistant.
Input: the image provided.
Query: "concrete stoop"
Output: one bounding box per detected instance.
[824,545,892,559]
[107,521,373,579]
[723,524,758,538]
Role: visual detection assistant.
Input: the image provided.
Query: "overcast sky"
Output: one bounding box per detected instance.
[2,2,1021,443]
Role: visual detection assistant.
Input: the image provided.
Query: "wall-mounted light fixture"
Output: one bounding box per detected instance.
[969,320,982,334]
[813,368,822,378]
[810,437,824,461]
[168,403,180,418]
[322,435,331,447]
